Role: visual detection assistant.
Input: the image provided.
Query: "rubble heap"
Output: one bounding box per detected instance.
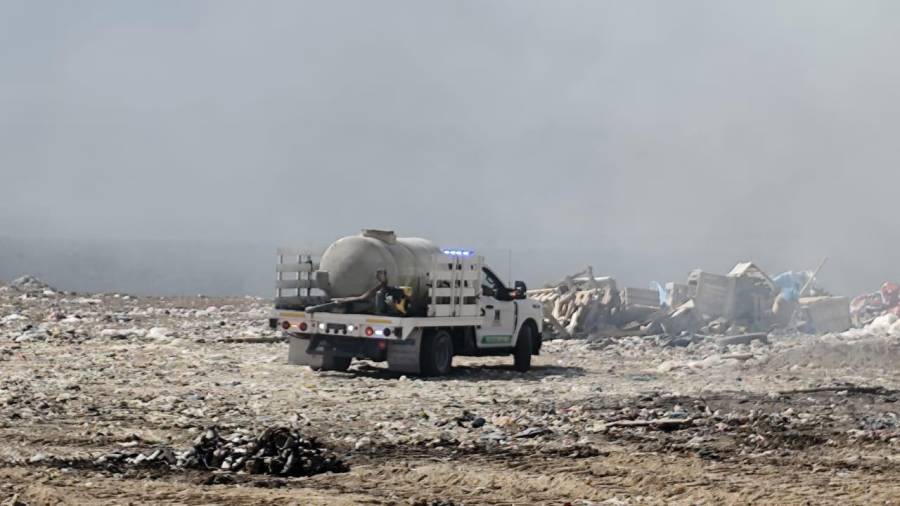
[531,261,849,340]
[100,426,348,477]
[528,267,620,337]
[7,275,55,294]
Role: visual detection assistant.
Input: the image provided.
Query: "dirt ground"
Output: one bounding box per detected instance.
[3,285,900,505]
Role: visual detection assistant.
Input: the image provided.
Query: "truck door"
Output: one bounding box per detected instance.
[477,267,517,347]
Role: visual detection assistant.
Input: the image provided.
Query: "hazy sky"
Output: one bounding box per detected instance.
[2,1,900,295]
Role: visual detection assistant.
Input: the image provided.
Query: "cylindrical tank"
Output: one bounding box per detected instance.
[318,230,441,314]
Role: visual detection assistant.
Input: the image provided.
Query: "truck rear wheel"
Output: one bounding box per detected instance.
[320,352,351,372]
[421,329,453,376]
[513,325,533,372]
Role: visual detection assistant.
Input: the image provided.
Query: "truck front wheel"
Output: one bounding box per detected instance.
[513,325,533,372]
[421,329,453,376]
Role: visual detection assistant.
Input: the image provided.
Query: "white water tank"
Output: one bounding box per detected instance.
[318,230,441,313]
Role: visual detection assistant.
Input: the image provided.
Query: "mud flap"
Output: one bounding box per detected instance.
[386,328,422,374]
[288,336,324,368]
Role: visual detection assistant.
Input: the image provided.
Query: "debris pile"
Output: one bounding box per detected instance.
[851,282,900,327]
[531,259,848,340]
[6,275,56,295]
[100,426,348,477]
[528,267,620,337]
[844,313,900,339]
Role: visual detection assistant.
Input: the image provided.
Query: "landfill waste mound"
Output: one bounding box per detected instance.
[98,426,348,477]
[7,275,55,294]
[6,280,900,502]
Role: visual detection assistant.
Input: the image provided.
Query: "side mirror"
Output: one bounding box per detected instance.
[514,281,527,299]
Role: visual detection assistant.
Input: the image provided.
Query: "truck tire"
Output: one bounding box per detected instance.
[513,324,533,372]
[320,352,351,372]
[421,329,453,376]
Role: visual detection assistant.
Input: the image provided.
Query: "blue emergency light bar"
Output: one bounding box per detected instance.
[442,249,475,257]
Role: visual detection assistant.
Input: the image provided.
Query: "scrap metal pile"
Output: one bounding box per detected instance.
[530,260,852,340]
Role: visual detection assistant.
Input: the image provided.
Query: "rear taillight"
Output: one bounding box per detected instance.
[365,326,374,337]
[281,320,290,330]
[298,322,308,332]
[383,327,391,337]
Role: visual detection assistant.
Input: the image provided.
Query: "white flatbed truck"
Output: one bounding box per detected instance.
[270,246,544,376]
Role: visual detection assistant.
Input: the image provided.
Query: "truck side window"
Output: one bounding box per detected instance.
[482,268,508,300]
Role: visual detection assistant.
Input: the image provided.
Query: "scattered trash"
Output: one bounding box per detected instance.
[598,417,694,431]
[3,273,900,504]
[716,333,769,347]
[513,426,551,438]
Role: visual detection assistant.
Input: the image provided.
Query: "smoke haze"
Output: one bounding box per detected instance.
[2,1,899,296]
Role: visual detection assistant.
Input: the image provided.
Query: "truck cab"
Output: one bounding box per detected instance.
[477,266,529,348]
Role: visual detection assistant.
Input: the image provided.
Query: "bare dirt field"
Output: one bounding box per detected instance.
[3,283,900,505]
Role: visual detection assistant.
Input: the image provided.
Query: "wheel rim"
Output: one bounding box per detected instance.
[434,335,451,371]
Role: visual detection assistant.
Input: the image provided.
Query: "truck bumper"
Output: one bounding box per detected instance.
[287,330,423,374]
